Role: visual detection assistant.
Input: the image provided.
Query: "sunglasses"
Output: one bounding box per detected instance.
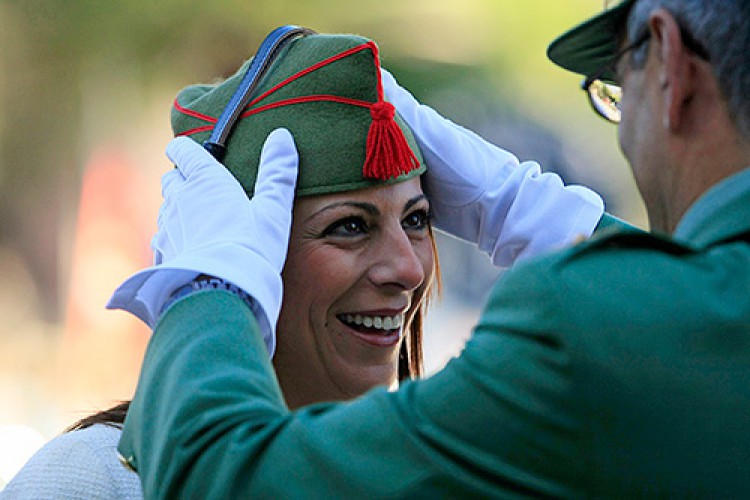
[582,25,710,123]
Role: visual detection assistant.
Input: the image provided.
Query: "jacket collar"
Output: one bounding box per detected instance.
[674,167,750,248]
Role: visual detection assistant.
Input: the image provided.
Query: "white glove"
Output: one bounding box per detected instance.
[107,129,298,355]
[382,70,604,267]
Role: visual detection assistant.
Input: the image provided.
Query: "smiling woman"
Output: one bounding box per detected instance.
[167,31,442,408]
[165,29,439,409]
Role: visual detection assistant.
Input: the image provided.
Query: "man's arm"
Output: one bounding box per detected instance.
[114,127,619,497]
[120,262,585,498]
[383,70,605,266]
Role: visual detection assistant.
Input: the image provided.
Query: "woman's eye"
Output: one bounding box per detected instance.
[322,216,368,237]
[402,209,430,231]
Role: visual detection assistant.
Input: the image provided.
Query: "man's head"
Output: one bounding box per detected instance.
[548,0,750,232]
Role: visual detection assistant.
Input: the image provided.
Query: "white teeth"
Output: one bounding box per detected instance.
[342,314,402,331]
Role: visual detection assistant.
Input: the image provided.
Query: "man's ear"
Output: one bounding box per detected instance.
[648,9,693,131]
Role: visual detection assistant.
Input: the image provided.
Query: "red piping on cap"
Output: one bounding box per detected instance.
[174,41,420,180]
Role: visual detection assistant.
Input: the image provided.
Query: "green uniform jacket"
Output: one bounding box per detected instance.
[120,168,750,498]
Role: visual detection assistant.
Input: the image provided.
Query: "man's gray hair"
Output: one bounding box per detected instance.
[627,0,750,138]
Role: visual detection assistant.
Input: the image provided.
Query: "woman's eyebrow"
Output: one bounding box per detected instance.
[403,194,429,213]
[304,201,379,223]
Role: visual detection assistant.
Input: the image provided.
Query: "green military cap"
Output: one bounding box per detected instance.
[547,0,635,79]
[172,30,425,197]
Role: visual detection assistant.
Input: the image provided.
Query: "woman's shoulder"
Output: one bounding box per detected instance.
[1,424,142,499]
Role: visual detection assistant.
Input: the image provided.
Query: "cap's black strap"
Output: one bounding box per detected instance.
[203,25,316,161]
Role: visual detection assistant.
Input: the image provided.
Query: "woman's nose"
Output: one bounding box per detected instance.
[368,227,426,292]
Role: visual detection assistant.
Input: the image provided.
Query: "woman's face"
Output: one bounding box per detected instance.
[273,177,435,408]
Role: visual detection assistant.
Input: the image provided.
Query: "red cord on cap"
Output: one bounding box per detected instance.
[363,101,419,180]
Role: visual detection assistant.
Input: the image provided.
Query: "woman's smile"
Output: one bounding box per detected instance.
[337,309,407,346]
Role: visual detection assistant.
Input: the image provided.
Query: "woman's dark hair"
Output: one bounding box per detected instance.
[398,223,442,381]
[66,401,130,431]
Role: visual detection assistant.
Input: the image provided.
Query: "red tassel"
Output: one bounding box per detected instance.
[363,101,420,180]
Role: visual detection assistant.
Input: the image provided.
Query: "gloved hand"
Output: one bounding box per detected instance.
[107,128,298,356]
[382,70,604,267]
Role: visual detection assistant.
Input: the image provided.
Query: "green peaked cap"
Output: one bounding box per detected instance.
[547,0,635,81]
[171,31,425,197]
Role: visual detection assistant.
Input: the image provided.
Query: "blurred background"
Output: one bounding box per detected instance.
[0,0,647,488]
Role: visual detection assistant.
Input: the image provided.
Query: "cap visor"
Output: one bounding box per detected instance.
[547,0,634,79]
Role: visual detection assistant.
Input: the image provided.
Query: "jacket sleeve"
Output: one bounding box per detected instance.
[118,276,584,499]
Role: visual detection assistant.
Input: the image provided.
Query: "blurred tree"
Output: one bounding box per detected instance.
[0,0,273,319]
